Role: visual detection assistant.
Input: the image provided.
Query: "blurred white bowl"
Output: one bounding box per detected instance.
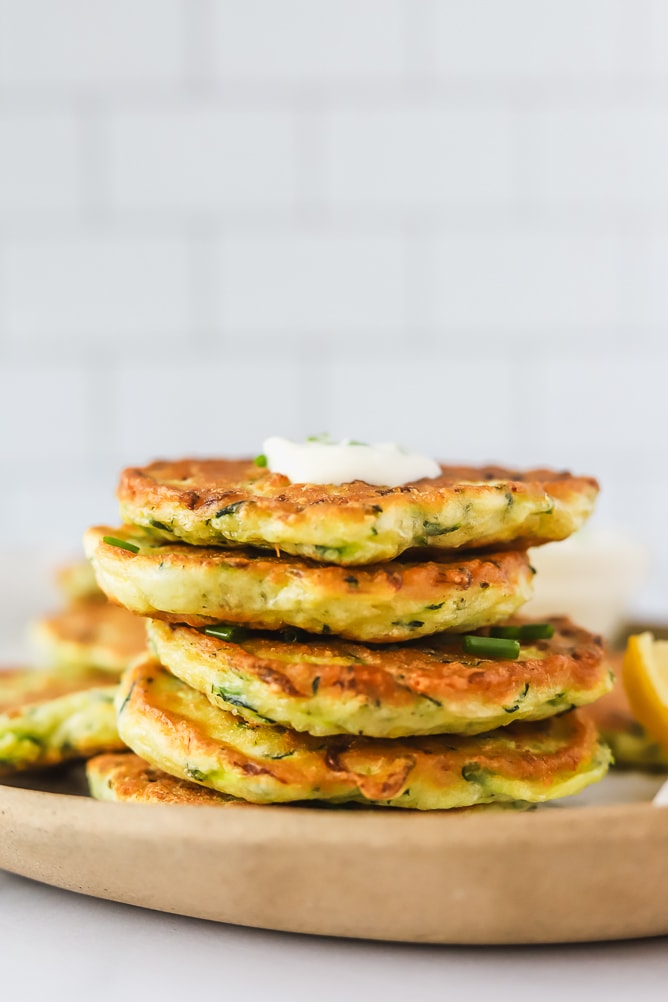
[521,524,649,639]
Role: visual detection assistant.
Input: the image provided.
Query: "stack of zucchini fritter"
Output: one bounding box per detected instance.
[78,456,616,810]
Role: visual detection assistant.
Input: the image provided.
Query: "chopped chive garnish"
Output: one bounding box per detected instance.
[490,623,555,642]
[463,635,520,660]
[253,454,267,467]
[102,536,140,554]
[202,624,249,643]
[518,622,555,642]
[489,625,521,640]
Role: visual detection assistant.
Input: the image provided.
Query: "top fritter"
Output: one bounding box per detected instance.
[118,459,598,566]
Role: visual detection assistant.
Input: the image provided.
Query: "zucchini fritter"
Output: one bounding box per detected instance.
[30,599,147,673]
[86,752,532,811]
[584,681,668,772]
[116,657,611,809]
[118,459,598,565]
[56,560,104,603]
[0,666,123,774]
[85,525,534,642]
[0,664,116,714]
[87,753,248,806]
[147,617,613,739]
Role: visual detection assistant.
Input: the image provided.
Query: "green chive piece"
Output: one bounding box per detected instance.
[518,622,555,642]
[489,625,521,640]
[253,453,267,467]
[102,535,140,554]
[202,624,249,643]
[463,635,520,660]
[490,623,555,642]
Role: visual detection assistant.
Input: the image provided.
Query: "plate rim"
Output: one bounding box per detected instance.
[3,780,668,945]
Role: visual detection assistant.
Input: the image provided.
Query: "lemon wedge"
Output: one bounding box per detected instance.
[622,632,668,747]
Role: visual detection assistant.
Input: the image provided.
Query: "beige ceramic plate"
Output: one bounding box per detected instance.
[1,769,668,944]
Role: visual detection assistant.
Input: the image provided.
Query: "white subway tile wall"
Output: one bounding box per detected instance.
[0,113,83,215]
[212,0,406,79]
[216,232,407,335]
[0,0,667,612]
[108,109,300,212]
[0,0,185,87]
[2,236,192,345]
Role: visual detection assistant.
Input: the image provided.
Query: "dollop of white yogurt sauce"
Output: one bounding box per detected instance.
[263,437,441,487]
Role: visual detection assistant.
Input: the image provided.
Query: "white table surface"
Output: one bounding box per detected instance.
[1,870,668,1002]
[2,550,668,999]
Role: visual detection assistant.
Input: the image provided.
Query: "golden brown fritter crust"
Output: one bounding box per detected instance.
[86,753,249,806]
[86,524,534,642]
[118,458,598,565]
[116,657,610,808]
[148,616,612,738]
[31,599,147,673]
